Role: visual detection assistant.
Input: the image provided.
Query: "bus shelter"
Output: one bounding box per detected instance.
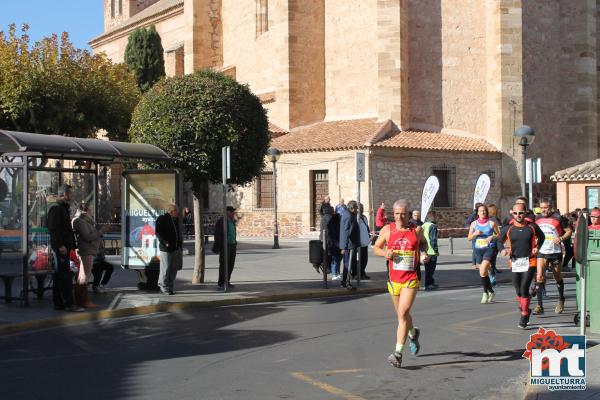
[0,130,172,306]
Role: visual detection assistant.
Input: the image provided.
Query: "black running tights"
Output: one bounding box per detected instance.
[513,268,536,298]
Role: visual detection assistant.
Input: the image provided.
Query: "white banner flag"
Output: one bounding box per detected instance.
[421,176,440,221]
[473,173,491,209]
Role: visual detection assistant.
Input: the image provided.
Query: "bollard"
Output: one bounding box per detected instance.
[449,236,454,255]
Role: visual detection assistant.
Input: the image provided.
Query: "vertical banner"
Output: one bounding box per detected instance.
[421,176,440,221]
[473,173,491,209]
[122,170,180,269]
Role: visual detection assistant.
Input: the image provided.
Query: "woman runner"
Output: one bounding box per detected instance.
[468,204,500,304]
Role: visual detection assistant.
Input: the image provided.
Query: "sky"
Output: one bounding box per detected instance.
[0,0,104,50]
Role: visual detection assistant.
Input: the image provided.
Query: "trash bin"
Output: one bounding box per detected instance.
[576,229,600,333]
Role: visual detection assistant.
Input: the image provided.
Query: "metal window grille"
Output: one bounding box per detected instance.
[482,169,495,187]
[256,0,269,37]
[255,171,274,209]
[432,165,456,208]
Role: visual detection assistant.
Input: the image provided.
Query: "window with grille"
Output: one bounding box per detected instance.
[118,0,123,15]
[256,0,269,37]
[432,166,456,208]
[483,169,495,187]
[255,171,273,209]
[111,0,115,17]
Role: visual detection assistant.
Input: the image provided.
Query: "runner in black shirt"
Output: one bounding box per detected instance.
[498,202,545,329]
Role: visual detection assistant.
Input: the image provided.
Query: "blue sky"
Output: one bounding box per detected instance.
[0,1,103,50]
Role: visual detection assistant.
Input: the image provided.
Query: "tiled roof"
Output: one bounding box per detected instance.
[375,130,499,153]
[90,0,183,45]
[268,122,288,139]
[271,119,384,152]
[271,119,500,153]
[551,159,600,181]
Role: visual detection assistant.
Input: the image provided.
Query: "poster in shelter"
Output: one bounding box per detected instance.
[122,172,177,268]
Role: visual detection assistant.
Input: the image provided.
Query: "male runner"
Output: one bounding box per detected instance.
[498,202,545,328]
[373,199,429,368]
[534,200,572,315]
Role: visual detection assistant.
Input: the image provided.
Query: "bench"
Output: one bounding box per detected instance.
[0,270,53,303]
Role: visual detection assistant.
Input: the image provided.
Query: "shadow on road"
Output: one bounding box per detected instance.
[402,349,523,370]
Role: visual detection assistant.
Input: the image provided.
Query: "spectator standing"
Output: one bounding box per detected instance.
[155,204,183,295]
[372,202,387,245]
[213,206,238,290]
[319,196,333,216]
[356,203,371,279]
[92,239,114,293]
[326,212,342,280]
[410,210,423,227]
[183,207,193,236]
[590,208,600,230]
[335,198,346,214]
[339,200,360,288]
[422,211,439,290]
[47,184,82,312]
[72,203,108,308]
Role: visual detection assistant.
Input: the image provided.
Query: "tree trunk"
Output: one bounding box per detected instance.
[192,194,205,283]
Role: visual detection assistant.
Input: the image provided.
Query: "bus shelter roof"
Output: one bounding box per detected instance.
[0,130,171,162]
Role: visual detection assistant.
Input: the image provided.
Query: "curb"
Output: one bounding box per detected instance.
[0,286,387,335]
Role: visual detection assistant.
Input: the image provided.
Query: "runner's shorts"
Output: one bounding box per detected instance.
[537,252,563,263]
[473,247,495,264]
[387,279,420,295]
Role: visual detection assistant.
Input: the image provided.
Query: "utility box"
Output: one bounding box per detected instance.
[576,229,600,333]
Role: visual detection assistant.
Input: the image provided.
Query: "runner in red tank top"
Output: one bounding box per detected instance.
[373,199,429,369]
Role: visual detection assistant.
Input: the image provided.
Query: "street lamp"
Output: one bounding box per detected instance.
[267,148,281,249]
[514,125,535,198]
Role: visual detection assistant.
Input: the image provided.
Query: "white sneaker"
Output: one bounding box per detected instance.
[332,275,341,281]
[487,292,495,303]
[481,292,489,304]
[93,285,107,294]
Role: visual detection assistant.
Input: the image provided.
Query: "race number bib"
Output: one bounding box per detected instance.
[475,238,489,249]
[392,250,415,271]
[512,257,530,273]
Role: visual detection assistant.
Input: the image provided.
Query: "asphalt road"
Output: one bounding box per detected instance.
[0,280,584,400]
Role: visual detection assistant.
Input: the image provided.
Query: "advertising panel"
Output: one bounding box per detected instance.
[122,171,180,269]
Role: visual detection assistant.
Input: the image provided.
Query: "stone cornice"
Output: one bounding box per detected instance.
[89,3,184,49]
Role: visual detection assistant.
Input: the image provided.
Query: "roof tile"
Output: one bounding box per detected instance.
[551,159,600,181]
[271,119,499,153]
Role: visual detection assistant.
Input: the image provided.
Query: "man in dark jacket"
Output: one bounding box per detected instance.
[155,204,183,295]
[47,184,81,311]
[213,206,237,290]
[340,200,360,288]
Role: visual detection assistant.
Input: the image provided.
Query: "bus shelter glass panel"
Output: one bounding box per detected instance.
[27,170,96,273]
[0,166,24,276]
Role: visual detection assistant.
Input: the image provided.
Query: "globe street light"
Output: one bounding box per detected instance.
[514,125,535,198]
[267,148,281,249]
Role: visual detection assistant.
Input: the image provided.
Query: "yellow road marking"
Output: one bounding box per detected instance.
[301,368,367,375]
[290,371,367,400]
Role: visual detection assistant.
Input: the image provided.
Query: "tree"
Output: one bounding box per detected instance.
[129,69,270,283]
[0,24,140,141]
[124,25,165,92]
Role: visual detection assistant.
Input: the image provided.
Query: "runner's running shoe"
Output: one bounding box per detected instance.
[555,301,564,314]
[518,315,527,329]
[481,293,489,304]
[532,305,544,315]
[408,327,420,355]
[388,352,402,368]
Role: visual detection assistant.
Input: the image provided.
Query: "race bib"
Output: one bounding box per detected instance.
[475,238,489,249]
[392,250,415,271]
[512,257,530,273]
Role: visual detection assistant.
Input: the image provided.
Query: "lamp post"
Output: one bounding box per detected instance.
[267,148,281,249]
[514,125,535,198]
